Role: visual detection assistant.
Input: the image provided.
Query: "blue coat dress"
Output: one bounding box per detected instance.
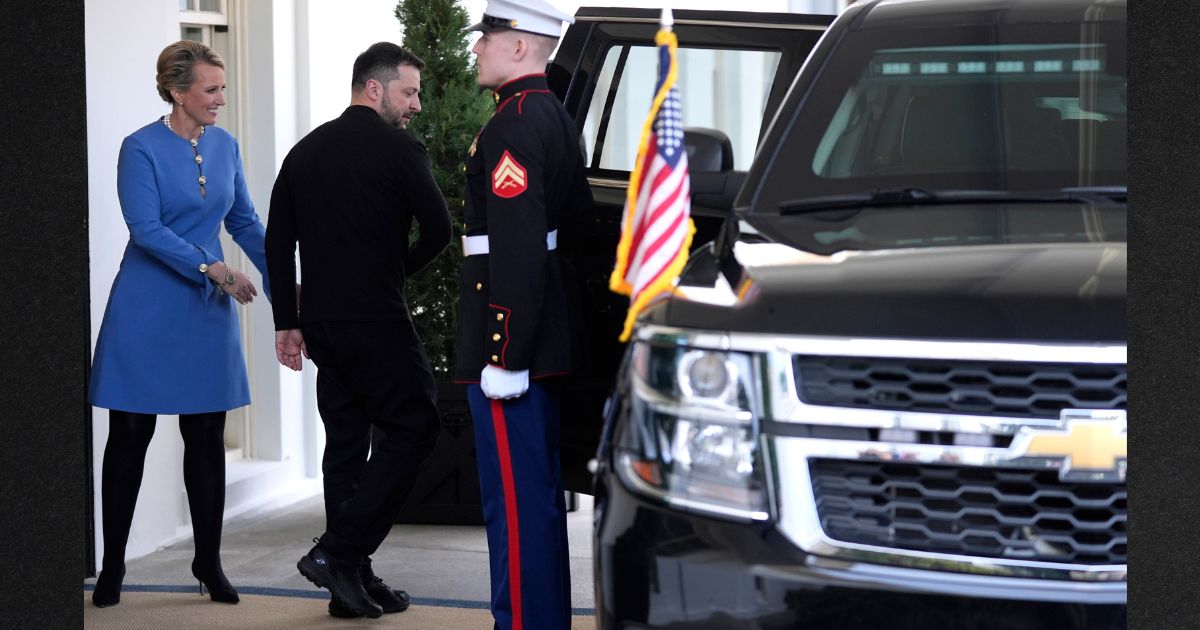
[90,119,271,415]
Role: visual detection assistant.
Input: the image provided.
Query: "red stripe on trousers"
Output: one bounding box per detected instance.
[491,399,523,630]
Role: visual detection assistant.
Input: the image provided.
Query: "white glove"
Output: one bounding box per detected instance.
[481,365,529,400]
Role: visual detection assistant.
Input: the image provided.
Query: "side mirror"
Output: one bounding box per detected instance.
[684,127,734,172]
[682,127,747,221]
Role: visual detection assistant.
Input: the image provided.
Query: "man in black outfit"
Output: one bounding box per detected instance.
[264,42,451,619]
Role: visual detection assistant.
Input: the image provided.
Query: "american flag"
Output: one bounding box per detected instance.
[610,10,695,342]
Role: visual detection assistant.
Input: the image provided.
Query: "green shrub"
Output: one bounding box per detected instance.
[397,0,493,379]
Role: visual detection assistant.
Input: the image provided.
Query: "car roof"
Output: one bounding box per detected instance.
[573,6,832,28]
[852,0,1126,30]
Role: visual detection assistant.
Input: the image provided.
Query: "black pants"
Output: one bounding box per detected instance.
[302,320,440,561]
[99,410,228,573]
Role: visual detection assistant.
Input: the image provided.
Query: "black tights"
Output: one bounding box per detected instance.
[99,410,228,574]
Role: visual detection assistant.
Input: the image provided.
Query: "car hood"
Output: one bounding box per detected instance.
[645,242,1126,343]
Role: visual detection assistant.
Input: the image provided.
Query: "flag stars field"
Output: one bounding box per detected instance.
[609,9,697,342]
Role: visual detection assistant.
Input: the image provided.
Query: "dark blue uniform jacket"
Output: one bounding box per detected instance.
[453,74,592,382]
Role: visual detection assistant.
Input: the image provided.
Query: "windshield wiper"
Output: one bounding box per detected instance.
[779,187,1127,214]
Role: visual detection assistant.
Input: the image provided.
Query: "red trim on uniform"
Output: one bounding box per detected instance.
[495,73,546,92]
[497,89,553,115]
[488,303,513,366]
[490,399,523,630]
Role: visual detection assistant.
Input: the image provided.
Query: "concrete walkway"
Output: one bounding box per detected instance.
[85,493,596,613]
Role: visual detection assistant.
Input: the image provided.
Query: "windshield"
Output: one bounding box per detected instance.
[746,16,1126,253]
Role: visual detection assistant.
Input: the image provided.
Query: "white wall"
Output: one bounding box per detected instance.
[305,1,408,130]
[85,0,189,564]
[85,0,325,567]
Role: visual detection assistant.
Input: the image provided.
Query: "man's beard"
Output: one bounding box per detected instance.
[380,93,408,129]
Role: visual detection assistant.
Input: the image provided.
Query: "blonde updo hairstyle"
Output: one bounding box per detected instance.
[155,40,225,105]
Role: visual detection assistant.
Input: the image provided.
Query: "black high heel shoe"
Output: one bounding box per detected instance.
[191,559,240,604]
[92,565,125,608]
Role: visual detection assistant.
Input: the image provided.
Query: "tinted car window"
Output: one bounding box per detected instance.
[810,40,1126,181]
[583,45,782,172]
[746,20,1126,254]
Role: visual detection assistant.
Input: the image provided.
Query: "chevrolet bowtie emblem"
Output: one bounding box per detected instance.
[1008,410,1127,482]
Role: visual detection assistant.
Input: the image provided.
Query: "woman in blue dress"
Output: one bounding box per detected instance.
[89,40,273,608]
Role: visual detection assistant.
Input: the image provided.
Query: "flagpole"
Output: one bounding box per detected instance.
[610,5,694,341]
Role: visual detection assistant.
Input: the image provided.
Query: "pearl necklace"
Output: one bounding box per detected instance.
[163,115,208,198]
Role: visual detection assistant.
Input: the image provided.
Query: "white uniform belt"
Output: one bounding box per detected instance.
[462,230,558,256]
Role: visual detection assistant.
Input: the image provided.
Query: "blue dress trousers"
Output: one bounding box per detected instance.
[468,381,572,630]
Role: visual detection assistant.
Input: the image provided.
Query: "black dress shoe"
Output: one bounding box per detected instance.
[191,559,240,604]
[92,566,125,608]
[297,544,382,619]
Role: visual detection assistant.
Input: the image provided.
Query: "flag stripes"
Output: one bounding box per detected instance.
[609,25,695,342]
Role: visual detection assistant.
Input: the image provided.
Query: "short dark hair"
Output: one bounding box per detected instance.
[351,42,425,90]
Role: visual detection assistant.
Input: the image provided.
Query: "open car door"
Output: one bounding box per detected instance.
[549,8,833,493]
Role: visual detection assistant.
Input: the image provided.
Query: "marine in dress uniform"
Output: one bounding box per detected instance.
[455,2,592,628]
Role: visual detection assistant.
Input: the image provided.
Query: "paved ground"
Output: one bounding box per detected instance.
[83,591,598,630]
[85,493,596,612]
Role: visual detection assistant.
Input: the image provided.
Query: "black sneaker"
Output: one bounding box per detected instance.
[297,542,383,619]
[328,596,363,618]
[327,563,410,617]
[328,590,410,618]
[360,558,411,613]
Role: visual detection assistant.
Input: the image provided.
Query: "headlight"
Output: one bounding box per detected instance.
[614,341,769,521]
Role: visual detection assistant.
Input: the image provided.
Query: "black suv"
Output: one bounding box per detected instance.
[552,0,1127,628]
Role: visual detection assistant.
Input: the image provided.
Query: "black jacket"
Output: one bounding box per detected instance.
[453,74,592,381]
[265,105,451,329]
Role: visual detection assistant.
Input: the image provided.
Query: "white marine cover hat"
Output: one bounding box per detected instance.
[466,0,575,38]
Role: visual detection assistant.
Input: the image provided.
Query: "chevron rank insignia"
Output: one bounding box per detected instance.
[491,150,528,198]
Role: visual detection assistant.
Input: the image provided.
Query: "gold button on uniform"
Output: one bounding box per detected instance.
[492,333,501,341]
[475,282,483,291]
[198,175,207,185]
[496,313,504,321]
[195,154,203,164]
[491,355,499,362]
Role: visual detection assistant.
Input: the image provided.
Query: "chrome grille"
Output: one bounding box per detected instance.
[794,356,1126,419]
[810,459,1127,565]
